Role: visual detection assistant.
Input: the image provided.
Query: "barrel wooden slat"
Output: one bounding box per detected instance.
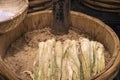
[28,0,52,13]
[96,0,120,4]
[29,0,51,7]
[82,1,120,13]
[29,1,51,8]
[28,2,52,13]
[29,0,50,5]
[81,0,120,13]
[0,58,19,80]
[83,0,120,9]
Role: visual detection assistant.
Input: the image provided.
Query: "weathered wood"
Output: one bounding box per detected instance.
[52,0,70,34]
[28,1,52,13]
[29,0,51,7]
[28,0,52,13]
[81,0,120,13]
[96,0,120,4]
[0,0,28,34]
[0,10,119,80]
[82,2,120,13]
[0,58,19,80]
[83,0,120,9]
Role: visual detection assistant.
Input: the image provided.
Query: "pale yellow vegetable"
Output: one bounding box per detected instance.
[90,41,105,75]
[68,40,80,80]
[39,39,55,80]
[55,41,63,69]
[61,39,71,80]
[67,61,73,80]
[90,41,96,76]
[34,38,106,80]
[79,37,91,80]
[54,41,63,80]
[37,42,45,80]
[69,40,80,69]
[95,42,105,73]
[62,58,68,80]
[63,39,71,55]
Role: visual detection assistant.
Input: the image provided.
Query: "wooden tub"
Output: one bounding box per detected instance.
[0,10,119,80]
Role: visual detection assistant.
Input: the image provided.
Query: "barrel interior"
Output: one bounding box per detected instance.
[0,11,119,80]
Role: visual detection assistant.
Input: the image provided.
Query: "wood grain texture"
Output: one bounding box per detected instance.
[80,0,120,13]
[28,0,52,13]
[0,0,28,34]
[29,0,51,7]
[96,0,120,4]
[83,0,120,9]
[0,10,119,80]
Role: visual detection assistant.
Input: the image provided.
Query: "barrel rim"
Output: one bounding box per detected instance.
[0,0,28,23]
[1,10,120,80]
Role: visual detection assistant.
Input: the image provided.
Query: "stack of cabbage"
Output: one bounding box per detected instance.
[34,37,105,80]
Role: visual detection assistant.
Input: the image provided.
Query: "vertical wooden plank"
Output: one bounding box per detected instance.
[52,0,70,34]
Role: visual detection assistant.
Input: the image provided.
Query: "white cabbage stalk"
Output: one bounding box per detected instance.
[62,58,69,80]
[63,39,71,55]
[47,39,56,80]
[79,37,91,79]
[34,42,45,80]
[37,42,45,80]
[68,40,80,80]
[90,41,96,76]
[61,39,71,80]
[69,59,79,80]
[69,40,80,69]
[95,42,105,73]
[40,39,55,80]
[54,41,63,80]
[91,41,105,75]
[35,38,106,80]
[67,61,73,80]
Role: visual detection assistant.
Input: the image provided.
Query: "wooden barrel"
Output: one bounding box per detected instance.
[0,10,119,80]
[0,0,28,34]
[28,0,52,13]
[80,0,120,13]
